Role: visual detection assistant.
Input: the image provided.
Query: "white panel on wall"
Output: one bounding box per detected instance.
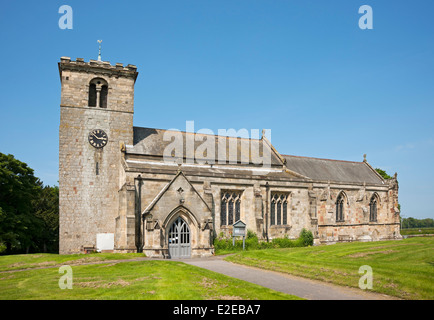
[96,233,114,251]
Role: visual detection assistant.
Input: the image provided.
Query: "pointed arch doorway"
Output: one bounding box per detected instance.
[168,217,191,258]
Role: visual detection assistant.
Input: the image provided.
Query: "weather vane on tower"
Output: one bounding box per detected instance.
[97,40,102,62]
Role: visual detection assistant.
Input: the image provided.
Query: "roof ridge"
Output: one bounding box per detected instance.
[133,125,262,141]
[281,154,363,164]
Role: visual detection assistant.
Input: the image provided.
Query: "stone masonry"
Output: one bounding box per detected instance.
[58,57,137,254]
[58,57,401,256]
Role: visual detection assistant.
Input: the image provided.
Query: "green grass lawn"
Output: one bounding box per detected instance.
[0,257,301,300]
[225,237,434,300]
[0,252,145,272]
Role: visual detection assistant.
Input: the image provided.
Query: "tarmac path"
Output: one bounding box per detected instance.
[180,255,398,300]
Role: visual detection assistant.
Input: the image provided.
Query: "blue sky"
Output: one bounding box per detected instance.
[0,0,433,219]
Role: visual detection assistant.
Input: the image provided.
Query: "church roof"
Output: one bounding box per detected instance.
[282,154,385,185]
[128,126,284,166]
[127,126,385,185]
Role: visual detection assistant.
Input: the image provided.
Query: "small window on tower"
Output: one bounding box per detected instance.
[88,78,108,108]
[88,83,97,107]
[100,85,108,108]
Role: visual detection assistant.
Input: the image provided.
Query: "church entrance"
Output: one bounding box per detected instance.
[168,217,191,258]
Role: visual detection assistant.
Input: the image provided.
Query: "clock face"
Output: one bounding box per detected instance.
[88,129,108,148]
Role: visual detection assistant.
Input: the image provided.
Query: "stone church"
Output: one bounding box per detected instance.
[58,56,402,257]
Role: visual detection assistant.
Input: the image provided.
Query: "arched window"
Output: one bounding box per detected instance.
[336,192,345,222]
[270,193,289,225]
[369,194,378,222]
[220,191,242,226]
[88,78,108,108]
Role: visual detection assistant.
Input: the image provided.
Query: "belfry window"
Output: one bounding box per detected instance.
[336,192,345,222]
[221,191,242,226]
[88,78,108,108]
[270,193,289,225]
[100,84,108,108]
[88,83,97,107]
[369,194,378,222]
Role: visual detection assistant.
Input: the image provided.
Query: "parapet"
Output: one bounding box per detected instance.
[58,57,138,82]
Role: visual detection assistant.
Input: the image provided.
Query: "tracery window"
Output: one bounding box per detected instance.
[221,191,241,226]
[270,193,289,225]
[336,192,345,222]
[369,194,378,222]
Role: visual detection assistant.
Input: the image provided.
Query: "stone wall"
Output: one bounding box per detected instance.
[117,159,401,256]
[117,164,322,255]
[315,180,401,243]
[58,57,137,254]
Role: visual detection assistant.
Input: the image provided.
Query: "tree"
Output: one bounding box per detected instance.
[0,153,59,254]
[0,153,41,253]
[375,168,393,180]
[401,217,434,229]
[33,185,59,253]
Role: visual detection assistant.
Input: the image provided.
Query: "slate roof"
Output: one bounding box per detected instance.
[282,154,384,185]
[127,126,385,185]
[128,126,283,166]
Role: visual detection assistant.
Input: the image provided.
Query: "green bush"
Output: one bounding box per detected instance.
[271,236,300,248]
[213,232,232,251]
[213,229,314,253]
[299,228,314,246]
[246,229,257,240]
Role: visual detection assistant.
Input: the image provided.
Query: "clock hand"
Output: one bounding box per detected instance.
[92,133,107,140]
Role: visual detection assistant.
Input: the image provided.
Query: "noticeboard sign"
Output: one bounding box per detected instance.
[233,220,246,237]
[233,227,245,237]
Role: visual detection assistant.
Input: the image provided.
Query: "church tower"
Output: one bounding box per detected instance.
[58,56,138,254]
